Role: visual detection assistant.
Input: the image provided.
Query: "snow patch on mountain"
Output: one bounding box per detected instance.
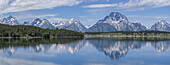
[151,20,170,31]
[85,25,92,29]
[89,12,147,32]
[60,18,87,32]
[51,21,65,28]
[24,18,55,29]
[1,15,170,32]
[0,15,19,25]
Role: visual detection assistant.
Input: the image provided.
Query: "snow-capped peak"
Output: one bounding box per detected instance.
[146,26,151,29]
[89,12,147,32]
[51,21,65,28]
[7,15,15,19]
[157,20,167,25]
[151,20,170,31]
[85,25,92,29]
[43,18,48,21]
[0,15,19,25]
[24,18,55,29]
[60,18,87,32]
[97,12,129,25]
[33,18,42,22]
[70,18,75,21]
[136,22,141,24]
[68,18,80,24]
[31,18,42,25]
[42,18,49,23]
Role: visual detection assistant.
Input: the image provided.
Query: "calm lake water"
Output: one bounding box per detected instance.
[0,38,170,65]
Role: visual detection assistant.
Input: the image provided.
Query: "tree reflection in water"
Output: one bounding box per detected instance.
[0,37,170,60]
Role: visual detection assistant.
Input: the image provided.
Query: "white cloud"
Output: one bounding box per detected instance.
[14,13,57,19]
[82,4,117,8]
[79,16,87,18]
[85,19,96,23]
[106,0,110,2]
[82,0,170,11]
[119,0,170,8]
[0,12,69,23]
[127,15,170,19]
[86,9,102,12]
[47,17,69,23]
[0,0,83,14]
[17,14,69,23]
[85,8,110,12]
[0,13,64,23]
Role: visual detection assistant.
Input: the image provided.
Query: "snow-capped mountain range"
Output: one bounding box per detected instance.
[88,12,147,32]
[24,18,55,29]
[51,21,65,28]
[150,20,170,31]
[0,12,170,32]
[24,18,87,32]
[56,18,87,32]
[0,15,19,25]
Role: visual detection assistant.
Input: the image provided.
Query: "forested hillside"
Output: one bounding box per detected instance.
[0,24,84,38]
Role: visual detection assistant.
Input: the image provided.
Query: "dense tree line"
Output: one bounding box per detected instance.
[0,38,83,49]
[86,37,170,41]
[85,30,170,36]
[0,24,84,38]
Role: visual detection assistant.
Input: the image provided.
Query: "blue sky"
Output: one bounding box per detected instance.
[0,0,170,27]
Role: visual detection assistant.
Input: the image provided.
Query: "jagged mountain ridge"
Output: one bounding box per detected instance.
[0,15,19,25]
[88,12,147,32]
[58,18,87,32]
[150,20,170,31]
[51,21,65,28]
[0,15,87,32]
[23,18,55,29]
[85,25,92,29]
[1,13,170,32]
[88,23,117,32]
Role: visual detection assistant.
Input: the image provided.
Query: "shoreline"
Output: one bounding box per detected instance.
[84,35,170,38]
[0,36,84,39]
[0,35,169,39]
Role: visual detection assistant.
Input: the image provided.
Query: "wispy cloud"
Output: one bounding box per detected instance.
[79,16,88,18]
[47,17,69,23]
[17,13,69,23]
[0,13,63,23]
[127,15,170,19]
[82,4,117,8]
[82,0,170,11]
[0,0,83,14]
[0,12,70,23]
[85,8,111,12]
[14,13,57,19]
[86,9,104,12]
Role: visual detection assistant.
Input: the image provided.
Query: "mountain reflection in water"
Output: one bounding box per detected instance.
[0,37,170,60]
